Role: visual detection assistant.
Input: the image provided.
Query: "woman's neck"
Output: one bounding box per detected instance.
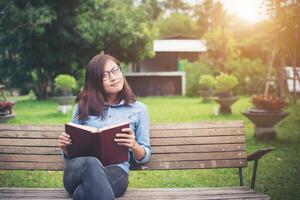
[106,94,119,105]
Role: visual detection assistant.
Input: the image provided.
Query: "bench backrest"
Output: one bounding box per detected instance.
[0,121,247,171]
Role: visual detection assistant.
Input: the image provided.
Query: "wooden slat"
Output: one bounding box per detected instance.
[0,144,245,155]
[0,125,63,131]
[150,152,246,162]
[151,143,245,154]
[150,128,244,138]
[0,121,243,132]
[0,131,61,138]
[0,162,64,170]
[0,136,245,147]
[145,159,247,170]
[0,138,58,146]
[0,146,61,155]
[0,187,270,200]
[150,121,244,130]
[0,154,63,162]
[151,136,245,146]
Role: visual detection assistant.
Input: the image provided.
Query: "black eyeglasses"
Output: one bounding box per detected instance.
[102,66,121,81]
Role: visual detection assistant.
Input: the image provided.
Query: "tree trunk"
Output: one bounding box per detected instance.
[276,51,285,98]
[33,68,53,100]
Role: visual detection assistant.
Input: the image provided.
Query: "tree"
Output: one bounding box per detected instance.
[155,12,200,38]
[0,0,157,99]
[264,0,300,101]
[76,0,157,63]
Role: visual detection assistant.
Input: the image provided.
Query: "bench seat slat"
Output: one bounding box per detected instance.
[0,138,58,146]
[145,159,247,169]
[151,135,245,145]
[0,151,246,163]
[0,187,270,200]
[0,143,245,154]
[0,162,64,170]
[0,131,61,139]
[0,154,62,162]
[151,128,244,138]
[0,135,245,146]
[151,151,246,161]
[150,121,244,130]
[0,128,244,139]
[0,146,61,154]
[152,143,245,153]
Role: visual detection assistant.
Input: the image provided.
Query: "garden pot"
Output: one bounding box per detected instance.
[198,89,214,103]
[51,96,76,105]
[51,96,76,114]
[242,109,289,141]
[0,113,16,123]
[212,96,239,114]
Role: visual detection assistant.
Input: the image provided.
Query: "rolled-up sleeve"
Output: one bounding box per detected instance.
[133,105,151,164]
[61,104,79,162]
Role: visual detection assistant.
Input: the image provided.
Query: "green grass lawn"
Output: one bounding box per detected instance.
[1,95,300,200]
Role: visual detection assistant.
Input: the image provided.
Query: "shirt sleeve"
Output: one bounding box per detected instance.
[61,104,80,162]
[133,105,151,164]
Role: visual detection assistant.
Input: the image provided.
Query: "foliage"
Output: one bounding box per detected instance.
[0,0,157,99]
[225,58,268,94]
[251,94,286,111]
[76,0,158,63]
[204,27,240,72]
[215,73,238,93]
[181,58,214,96]
[54,74,76,96]
[198,75,216,90]
[155,12,199,38]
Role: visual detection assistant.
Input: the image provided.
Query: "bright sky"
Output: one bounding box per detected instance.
[186,0,269,24]
[220,0,268,23]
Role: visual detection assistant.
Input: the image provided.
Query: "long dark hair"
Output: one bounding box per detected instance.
[76,54,136,120]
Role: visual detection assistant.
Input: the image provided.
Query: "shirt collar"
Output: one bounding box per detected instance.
[105,99,128,107]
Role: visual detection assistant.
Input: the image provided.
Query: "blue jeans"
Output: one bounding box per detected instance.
[63,157,128,200]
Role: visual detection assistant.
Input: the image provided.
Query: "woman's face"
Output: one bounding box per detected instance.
[102,59,124,95]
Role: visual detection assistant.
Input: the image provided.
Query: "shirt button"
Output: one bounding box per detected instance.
[108,115,111,118]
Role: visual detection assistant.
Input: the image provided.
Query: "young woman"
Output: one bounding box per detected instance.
[58,54,151,200]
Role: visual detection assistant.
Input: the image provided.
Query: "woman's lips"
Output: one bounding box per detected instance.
[111,82,120,87]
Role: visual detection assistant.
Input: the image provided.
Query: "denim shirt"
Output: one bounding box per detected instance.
[62,100,151,174]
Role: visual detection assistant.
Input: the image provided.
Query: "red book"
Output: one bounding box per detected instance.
[65,122,129,166]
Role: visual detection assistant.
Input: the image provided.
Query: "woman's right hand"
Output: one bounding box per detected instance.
[58,132,72,153]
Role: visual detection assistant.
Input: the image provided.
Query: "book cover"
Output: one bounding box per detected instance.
[65,122,129,166]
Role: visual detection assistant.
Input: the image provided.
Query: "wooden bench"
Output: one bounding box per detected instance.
[0,121,274,199]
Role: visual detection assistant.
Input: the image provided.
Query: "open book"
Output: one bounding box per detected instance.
[65,122,129,166]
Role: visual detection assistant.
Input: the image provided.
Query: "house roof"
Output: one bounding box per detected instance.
[153,39,207,52]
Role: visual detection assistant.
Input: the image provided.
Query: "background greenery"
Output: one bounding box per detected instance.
[0,95,299,200]
[1,0,299,99]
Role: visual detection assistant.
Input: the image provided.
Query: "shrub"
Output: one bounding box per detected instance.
[215,73,238,93]
[182,58,214,96]
[225,58,267,94]
[199,75,216,90]
[54,74,77,96]
[251,94,286,111]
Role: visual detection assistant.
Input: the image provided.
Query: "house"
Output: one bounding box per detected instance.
[285,66,300,93]
[125,36,207,96]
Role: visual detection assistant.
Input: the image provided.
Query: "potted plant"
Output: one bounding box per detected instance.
[212,73,239,114]
[198,75,216,102]
[51,74,77,114]
[242,94,289,140]
[0,84,16,123]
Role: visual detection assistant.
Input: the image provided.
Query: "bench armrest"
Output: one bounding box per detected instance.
[247,147,275,189]
[247,147,275,161]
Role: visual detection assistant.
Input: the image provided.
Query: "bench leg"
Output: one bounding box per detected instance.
[239,167,244,186]
[251,159,259,189]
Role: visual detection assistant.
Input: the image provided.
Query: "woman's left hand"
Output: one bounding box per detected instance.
[114,128,137,150]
